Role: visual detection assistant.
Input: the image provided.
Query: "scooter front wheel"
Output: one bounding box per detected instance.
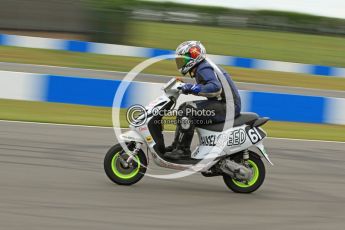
[223,151,265,193]
[104,144,147,185]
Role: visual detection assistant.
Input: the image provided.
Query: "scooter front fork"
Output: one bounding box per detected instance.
[126,142,142,164]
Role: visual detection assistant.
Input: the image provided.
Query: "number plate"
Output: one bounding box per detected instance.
[245,127,266,144]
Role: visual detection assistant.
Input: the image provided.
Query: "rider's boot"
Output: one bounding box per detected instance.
[165,102,195,160]
[165,126,180,152]
[164,130,193,160]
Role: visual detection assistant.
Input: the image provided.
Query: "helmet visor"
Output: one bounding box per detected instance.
[175,56,190,70]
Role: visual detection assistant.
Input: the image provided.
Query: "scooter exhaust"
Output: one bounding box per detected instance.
[220,159,253,181]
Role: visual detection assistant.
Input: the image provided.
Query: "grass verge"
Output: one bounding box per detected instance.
[1,99,344,142]
[128,21,345,67]
[0,46,345,91]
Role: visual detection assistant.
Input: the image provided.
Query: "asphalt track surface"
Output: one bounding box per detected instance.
[1,120,345,230]
[1,62,344,98]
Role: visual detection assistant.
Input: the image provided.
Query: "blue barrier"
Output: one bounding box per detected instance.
[43,75,329,123]
[65,40,90,53]
[249,92,326,123]
[0,70,344,125]
[0,33,344,78]
[0,34,5,45]
[45,75,120,107]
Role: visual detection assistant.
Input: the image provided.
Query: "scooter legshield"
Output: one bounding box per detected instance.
[119,130,145,143]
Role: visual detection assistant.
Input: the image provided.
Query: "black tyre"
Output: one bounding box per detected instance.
[104,143,147,185]
[223,151,265,193]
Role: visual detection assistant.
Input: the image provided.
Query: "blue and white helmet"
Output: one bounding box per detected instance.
[175,41,206,76]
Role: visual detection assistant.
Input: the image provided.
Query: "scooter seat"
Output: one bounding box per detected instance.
[196,112,259,132]
[234,112,259,126]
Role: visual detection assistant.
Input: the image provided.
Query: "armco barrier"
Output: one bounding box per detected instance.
[0,70,344,125]
[0,34,344,78]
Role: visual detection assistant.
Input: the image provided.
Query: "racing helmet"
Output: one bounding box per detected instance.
[175,41,206,76]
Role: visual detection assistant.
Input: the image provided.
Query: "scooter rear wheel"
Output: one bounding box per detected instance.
[104,144,147,185]
[223,151,265,193]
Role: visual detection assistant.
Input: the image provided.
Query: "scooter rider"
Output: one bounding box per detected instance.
[164,41,242,160]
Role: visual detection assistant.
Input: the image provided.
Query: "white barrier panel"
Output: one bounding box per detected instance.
[0,71,45,101]
[325,98,345,125]
[0,70,344,125]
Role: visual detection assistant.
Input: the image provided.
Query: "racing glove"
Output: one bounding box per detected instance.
[181,83,201,95]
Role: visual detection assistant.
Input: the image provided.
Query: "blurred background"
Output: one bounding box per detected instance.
[1,2,345,229]
[0,0,344,141]
[2,0,345,42]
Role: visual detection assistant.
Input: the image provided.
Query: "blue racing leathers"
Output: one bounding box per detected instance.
[166,59,242,154]
[180,59,241,124]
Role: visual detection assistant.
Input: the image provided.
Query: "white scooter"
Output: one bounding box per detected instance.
[104,78,273,193]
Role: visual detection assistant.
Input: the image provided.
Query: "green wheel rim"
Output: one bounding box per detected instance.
[232,160,259,188]
[111,152,141,179]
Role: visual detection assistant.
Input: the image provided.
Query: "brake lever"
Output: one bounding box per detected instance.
[176,77,184,83]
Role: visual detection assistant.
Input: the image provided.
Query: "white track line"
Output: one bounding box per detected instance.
[0,119,112,129]
[1,119,344,144]
[0,62,144,78]
[1,62,343,95]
